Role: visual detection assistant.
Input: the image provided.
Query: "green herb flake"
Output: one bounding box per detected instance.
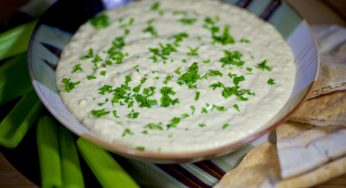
[143,25,158,37]
[219,50,245,67]
[170,32,189,46]
[167,117,181,129]
[150,2,160,11]
[122,129,134,137]
[175,67,182,75]
[112,110,119,118]
[72,64,83,73]
[177,62,200,88]
[80,48,94,60]
[233,75,245,85]
[267,78,276,85]
[135,146,145,151]
[209,82,224,90]
[202,70,223,79]
[90,14,109,29]
[194,91,200,101]
[201,107,208,114]
[190,105,196,115]
[181,113,190,119]
[91,109,110,118]
[160,87,179,107]
[145,123,163,131]
[256,59,272,71]
[127,109,140,119]
[179,18,197,25]
[186,47,199,56]
[163,75,173,84]
[149,43,177,63]
[100,71,107,76]
[125,75,132,85]
[212,104,226,112]
[222,123,230,129]
[199,123,206,128]
[87,75,97,80]
[240,38,250,43]
[62,78,80,92]
[246,67,253,72]
[233,104,240,111]
[203,59,211,64]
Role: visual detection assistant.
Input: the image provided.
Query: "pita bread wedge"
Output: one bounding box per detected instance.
[309,26,346,99]
[277,122,346,179]
[214,142,280,188]
[277,156,346,188]
[309,44,346,99]
[290,91,346,126]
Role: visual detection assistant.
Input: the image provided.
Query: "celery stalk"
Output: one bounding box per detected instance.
[37,116,62,188]
[77,138,138,188]
[0,90,41,148]
[58,126,85,188]
[0,21,37,60]
[0,53,32,106]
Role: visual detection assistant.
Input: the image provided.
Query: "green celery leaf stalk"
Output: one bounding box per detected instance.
[37,116,62,188]
[0,53,33,106]
[58,126,85,188]
[0,90,42,148]
[0,21,37,60]
[77,138,138,188]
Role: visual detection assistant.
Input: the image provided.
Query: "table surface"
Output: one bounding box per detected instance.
[0,0,346,187]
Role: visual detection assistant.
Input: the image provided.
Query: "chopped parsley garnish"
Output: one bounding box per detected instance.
[122,129,134,137]
[186,47,199,56]
[212,26,235,45]
[135,93,158,108]
[160,87,179,107]
[246,67,253,72]
[167,117,181,129]
[72,64,83,73]
[98,85,113,95]
[219,50,245,67]
[143,25,158,37]
[203,59,211,64]
[256,59,272,71]
[100,71,107,76]
[170,32,189,46]
[112,36,126,50]
[199,123,206,128]
[202,70,223,79]
[80,48,94,60]
[150,2,160,11]
[240,38,250,43]
[177,62,200,88]
[233,104,240,111]
[62,78,80,92]
[179,18,197,25]
[112,110,119,118]
[125,75,132,85]
[107,51,128,64]
[210,82,224,90]
[135,146,145,151]
[181,113,190,119]
[90,14,109,29]
[149,43,177,63]
[163,75,173,84]
[127,109,140,119]
[194,91,200,101]
[87,75,96,80]
[222,123,230,129]
[267,78,276,85]
[212,104,226,112]
[91,109,109,118]
[175,67,182,75]
[232,75,245,85]
[145,123,163,131]
[201,107,208,114]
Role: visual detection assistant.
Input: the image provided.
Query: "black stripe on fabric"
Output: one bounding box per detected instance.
[42,59,57,70]
[260,0,282,20]
[41,42,62,57]
[156,164,212,188]
[193,160,225,180]
[236,0,253,8]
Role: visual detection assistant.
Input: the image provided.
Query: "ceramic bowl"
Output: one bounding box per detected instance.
[28,0,319,163]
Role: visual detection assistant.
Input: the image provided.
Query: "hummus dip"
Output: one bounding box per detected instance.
[56,0,295,153]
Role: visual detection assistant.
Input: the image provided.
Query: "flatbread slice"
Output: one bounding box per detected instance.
[309,44,346,98]
[290,91,346,126]
[276,122,346,178]
[214,142,280,188]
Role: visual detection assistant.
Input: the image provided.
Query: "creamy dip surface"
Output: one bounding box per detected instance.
[56,0,296,153]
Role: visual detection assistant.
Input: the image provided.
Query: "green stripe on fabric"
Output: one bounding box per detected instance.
[181,163,218,186]
[268,2,301,39]
[212,145,254,172]
[247,0,271,16]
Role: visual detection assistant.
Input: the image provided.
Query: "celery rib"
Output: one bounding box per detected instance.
[37,116,62,188]
[0,21,37,61]
[77,138,138,188]
[0,90,42,148]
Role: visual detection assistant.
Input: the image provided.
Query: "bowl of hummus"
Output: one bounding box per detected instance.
[28,0,319,163]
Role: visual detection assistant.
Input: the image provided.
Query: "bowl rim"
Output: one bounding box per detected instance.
[27,0,320,162]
